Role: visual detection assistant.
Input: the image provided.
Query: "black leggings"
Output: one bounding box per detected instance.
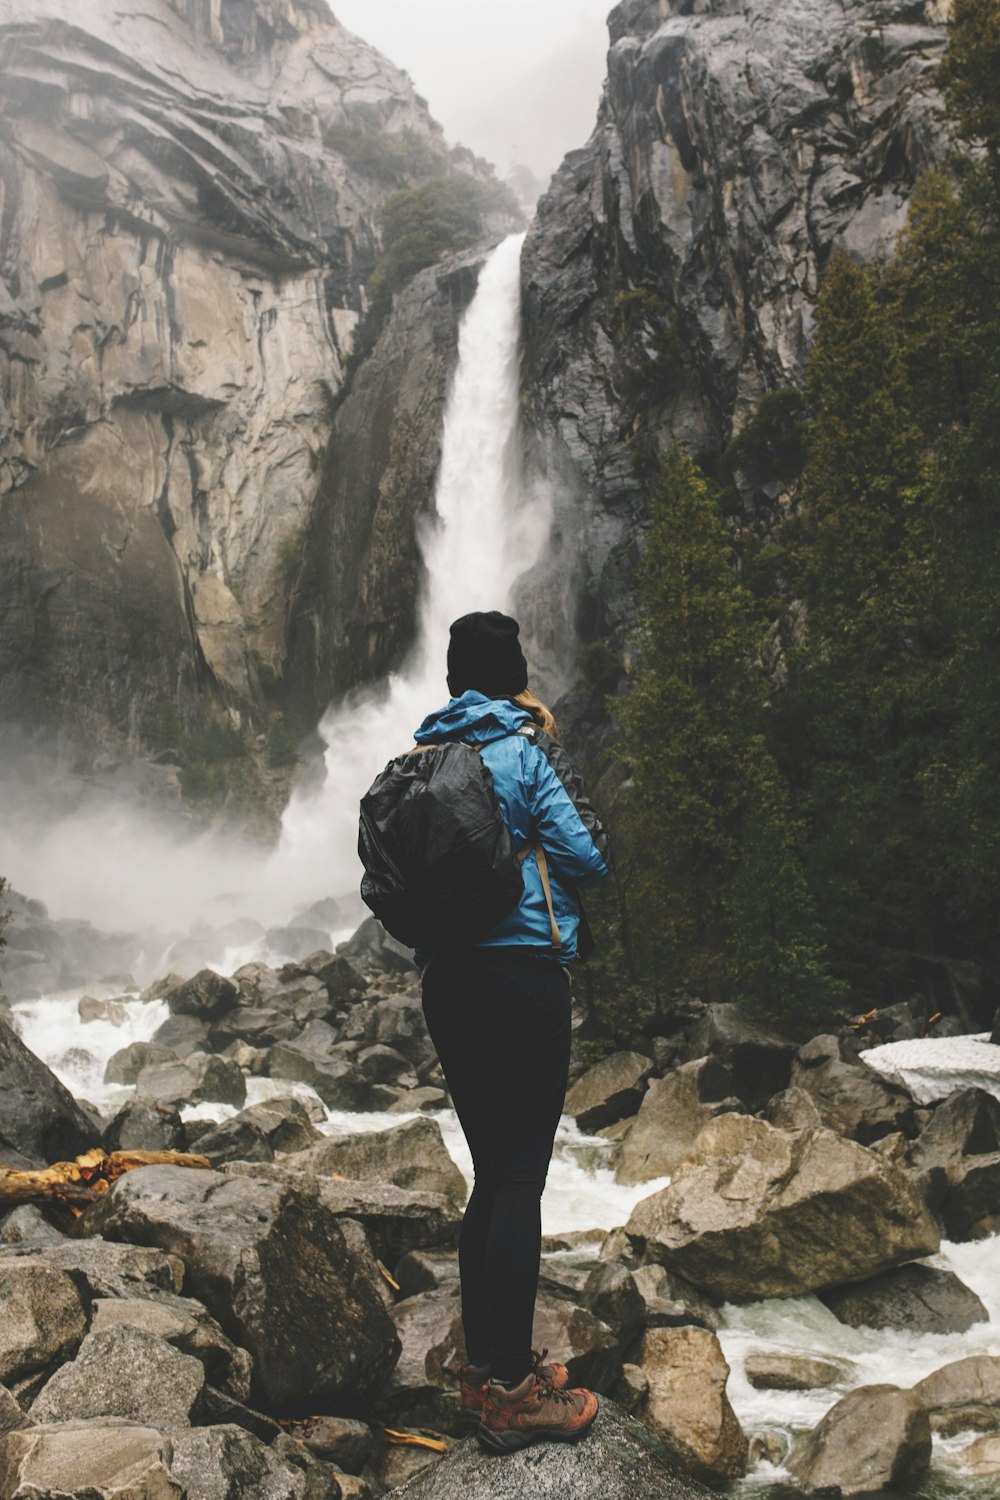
[421,949,571,1385]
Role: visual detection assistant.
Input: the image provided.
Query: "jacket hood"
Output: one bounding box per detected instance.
[414,691,534,746]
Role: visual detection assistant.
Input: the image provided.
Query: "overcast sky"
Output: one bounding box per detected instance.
[330,0,613,188]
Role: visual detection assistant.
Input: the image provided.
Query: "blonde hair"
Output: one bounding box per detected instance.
[513,689,559,739]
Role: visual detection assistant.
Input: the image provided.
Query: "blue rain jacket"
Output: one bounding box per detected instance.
[413,691,610,964]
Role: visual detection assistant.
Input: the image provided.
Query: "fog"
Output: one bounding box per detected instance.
[331,0,612,188]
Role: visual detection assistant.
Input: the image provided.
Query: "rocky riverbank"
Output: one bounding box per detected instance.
[1,910,1000,1498]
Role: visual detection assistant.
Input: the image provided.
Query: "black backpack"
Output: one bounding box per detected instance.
[358,731,545,952]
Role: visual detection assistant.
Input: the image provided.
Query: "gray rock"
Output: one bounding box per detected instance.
[336,919,415,979]
[0,1208,62,1248]
[209,1007,299,1051]
[942,1153,1000,1242]
[912,1355,1000,1436]
[151,1014,211,1056]
[787,1384,932,1494]
[582,1262,645,1346]
[682,1005,796,1109]
[393,1249,459,1299]
[287,1117,467,1208]
[0,1241,183,1301]
[0,1261,87,1388]
[744,1352,846,1391]
[391,1397,714,1499]
[30,1325,205,1428]
[948,1432,1000,1477]
[375,1285,464,1433]
[614,1059,741,1184]
[91,1295,252,1401]
[564,1052,653,1133]
[630,1264,721,1333]
[286,1416,374,1473]
[821,1262,988,1335]
[0,1017,95,1166]
[625,1114,940,1301]
[104,1042,178,1087]
[636,1326,747,1484]
[0,1418,181,1499]
[78,1165,401,1412]
[530,1292,622,1394]
[189,1116,274,1167]
[163,970,239,1022]
[135,1052,246,1109]
[764,1087,824,1132]
[266,1033,368,1111]
[611,1363,650,1413]
[279,952,366,1005]
[103,1100,188,1154]
[237,1099,322,1155]
[790,1034,917,1144]
[0,1384,30,1438]
[167,1423,328,1500]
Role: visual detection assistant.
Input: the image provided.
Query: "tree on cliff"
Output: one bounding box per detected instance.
[619,450,842,1027]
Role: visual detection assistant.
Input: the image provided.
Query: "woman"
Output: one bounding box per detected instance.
[414,610,611,1453]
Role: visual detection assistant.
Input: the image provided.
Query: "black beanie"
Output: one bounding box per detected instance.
[447,611,529,699]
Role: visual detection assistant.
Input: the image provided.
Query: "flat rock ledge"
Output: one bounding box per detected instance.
[391,1399,714,1500]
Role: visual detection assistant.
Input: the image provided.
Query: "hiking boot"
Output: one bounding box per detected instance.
[457,1350,570,1433]
[477,1371,599,1452]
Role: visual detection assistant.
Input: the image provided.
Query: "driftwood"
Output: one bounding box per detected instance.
[0,1147,211,1213]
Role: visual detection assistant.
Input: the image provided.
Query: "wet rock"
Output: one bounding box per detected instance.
[907,1087,1000,1187]
[337,918,414,979]
[189,1116,274,1167]
[267,1027,368,1111]
[564,1052,653,1133]
[239,1098,322,1155]
[105,1041,178,1086]
[625,1114,939,1301]
[163,970,239,1022]
[231,963,281,1006]
[912,1354,1000,1435]
[376,1285,464,1433]
[0,1017,95,1166]
[355,1044,409,1083]
[135,1052,246,1109]
[168,1423,335,1500]
[0,1241,183,1301]
[209,1007,299,1051]
[0,1418,180,1499]
[151,1014,211,1055]
[941,1153,1000,1242]
[91,1296,252,1400]
[787,1384,931,1494]
[636,1326,747,1484]
[764,1087,823,1132]
[582,1263,645,1346]
[821,1262,988,1334]
[391,1397,713,1498]
[280,952,366,1006]
[630,1264,721,1333]
[79,1165,400,1411]
[790,1034,917,1143]
[386,1087,448,1113]
[369,996,433,1069]
[614,1059,741,1184]
[103,1100,188,1154]
[0,1261,87,1388]
[288,1117,467,1208]
[78,995,130,1026]
[30,1324,205,1427]
[744,1353,846,1391]
[682,1005,796,1110]
[948,1432,1000,1477]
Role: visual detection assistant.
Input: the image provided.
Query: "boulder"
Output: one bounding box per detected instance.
[912,1355,1000,1435]
[630,1265,721,1332]
[287,1118,467,1208]
[78,1165,401,1411]
[30,1325,205,1427]
[0,1017,95,1166]
[238,1099,322,1155]
[390,1398,714,1499]
[0,1261,87,1388]
[78,995,130,1026]
[337,917,414,977]
[636,1326,747,1484]
[188,1116,274,1166]
[0,1241,182,1301]
[582,1263,645,1347]
[394,1250,459,1299]
[905,1087,1000,1209]
[948,1432,1000,1477]
[820,1262,988,1334]
[279,952,366,1006]
[267,1030,368,1111]
[941,1153,1000,1241]
[168,1423,336,1500]
[231,963,282,1006]
[0,1208,62,1248]
[0,1418,181,1499]
[0,1385,29,1438]
[135,1053,246,1109]
[286,1416,374,1472]
[375,1285,465,1433]
[162,970,239,1021]
[209,1007,299,1051]
[764,1087,823,1132]
[625,1115,940,1301]
[564,1052,653,1133]
[151,1014,211,1055]
[103,1100,188,1154]
[90,1295,252,1400]
[614,1059,742,1184]
[363,1428,445,1492]
[744,1353,846,1391]
[682,1004,797,1108]
[790,1034,917,1143]
[105,1042,178,1086]
[220,1162,461,1265]
[355,1044,410,1083]
[787,1384,931,1494]
[611,1363,650,1413]
[530,1293,621,1393]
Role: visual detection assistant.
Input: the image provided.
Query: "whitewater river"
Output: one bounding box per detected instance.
[11,964,1000,1500]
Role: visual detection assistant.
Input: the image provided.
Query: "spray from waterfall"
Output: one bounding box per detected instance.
[271,231,548,907]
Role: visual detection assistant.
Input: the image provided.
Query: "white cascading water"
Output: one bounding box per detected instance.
[271,231,547,906]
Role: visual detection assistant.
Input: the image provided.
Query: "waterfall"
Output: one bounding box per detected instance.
[271,231,547,908]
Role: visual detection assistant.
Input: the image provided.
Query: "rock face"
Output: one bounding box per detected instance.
[0,1018,96,1166]
[0,0,458,750]
[787,1384,932,1495]
[77,1164,401,1412]
[391,1398,715,1500]
[625,1113,939,1300]
[518,0,949,684]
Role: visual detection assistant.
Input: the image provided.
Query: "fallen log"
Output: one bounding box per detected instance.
[0,1147,211,1212]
